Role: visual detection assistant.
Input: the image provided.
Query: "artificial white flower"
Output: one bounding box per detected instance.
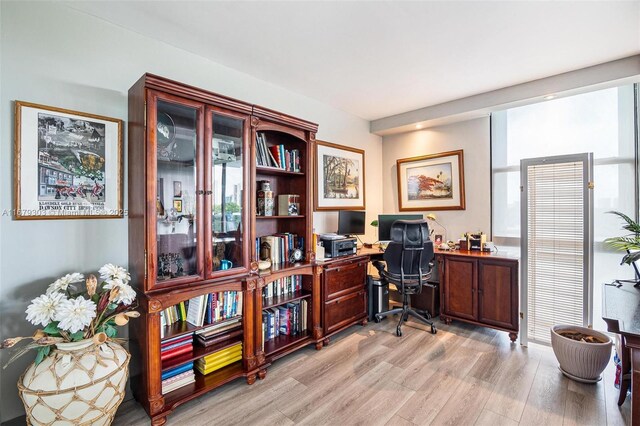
[116,282,136,306]
[99,264,130,284]
[25,292,66,327]
[104,278,136,306]
[54,296,97,334]
[46,272,84,294]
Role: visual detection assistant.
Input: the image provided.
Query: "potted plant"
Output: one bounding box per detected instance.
[550,325,612,383]
[605,210,640,265]
[549,211,639,383]
[1,264,138,426]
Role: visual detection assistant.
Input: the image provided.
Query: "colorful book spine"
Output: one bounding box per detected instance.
[161,362,194,381]
[160,344,193,361]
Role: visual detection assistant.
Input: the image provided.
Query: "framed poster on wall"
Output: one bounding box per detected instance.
[396,149,465,211]
[14,101,124,219]
[314,140,365,211]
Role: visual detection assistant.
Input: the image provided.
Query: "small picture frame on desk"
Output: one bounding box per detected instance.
[434,234,443,245]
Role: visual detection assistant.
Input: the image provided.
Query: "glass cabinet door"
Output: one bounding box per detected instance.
[209,112,246,275]
[154,99,200,283]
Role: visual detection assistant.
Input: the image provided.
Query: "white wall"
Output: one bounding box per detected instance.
[0,2,381,421]
[381,117,491,241]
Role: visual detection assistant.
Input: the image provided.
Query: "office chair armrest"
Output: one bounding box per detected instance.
[372,260,386,276]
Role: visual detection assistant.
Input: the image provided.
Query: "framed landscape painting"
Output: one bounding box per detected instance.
[315,140,365,211]
[396,150,465,211]
[14,101,123,219]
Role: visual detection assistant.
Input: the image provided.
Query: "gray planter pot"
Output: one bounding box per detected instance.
[550,325,612,383]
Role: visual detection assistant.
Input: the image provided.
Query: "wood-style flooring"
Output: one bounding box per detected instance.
[114,319,631,425]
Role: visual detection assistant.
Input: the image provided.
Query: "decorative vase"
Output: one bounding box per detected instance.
[550,325,612,383]
[18,339,130,425]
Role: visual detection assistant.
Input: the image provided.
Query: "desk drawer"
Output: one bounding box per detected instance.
[324,259,368,299]
[324,290,367,334]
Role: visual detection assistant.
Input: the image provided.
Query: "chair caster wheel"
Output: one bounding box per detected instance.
[396,327,402,337]
[431,325,437,334]
[374,315,381,323]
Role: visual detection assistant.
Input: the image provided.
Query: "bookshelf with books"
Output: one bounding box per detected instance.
[249,106,321,377]
[129,74,319,425]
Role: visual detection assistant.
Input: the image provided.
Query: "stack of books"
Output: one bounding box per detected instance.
[256,234,304,265]
[262,275,302,301]
[195,342,243,375]
[160,333,194,365]
[161,362,195,395]
[255,133,301,172]
[262,300,307,345]
[194,317,242,348]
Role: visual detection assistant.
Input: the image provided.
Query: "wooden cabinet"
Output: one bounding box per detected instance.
[438,250,519,342]
[320,256,369,343]
[128,74,318,426]
[477,259,519,331]
[442,256,477,321]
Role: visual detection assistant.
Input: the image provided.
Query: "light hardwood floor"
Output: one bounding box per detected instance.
[114,319,631,426]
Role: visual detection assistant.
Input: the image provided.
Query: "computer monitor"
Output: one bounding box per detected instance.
[377,214,423,242]
[337,211,366,235]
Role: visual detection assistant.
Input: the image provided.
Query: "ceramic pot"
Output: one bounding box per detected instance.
[18,339,130,425]
[550,325,612,383]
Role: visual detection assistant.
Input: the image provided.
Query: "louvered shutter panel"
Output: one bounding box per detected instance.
[522,155,592,344]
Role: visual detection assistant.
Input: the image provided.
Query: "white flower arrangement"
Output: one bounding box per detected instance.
[1,264,139,366]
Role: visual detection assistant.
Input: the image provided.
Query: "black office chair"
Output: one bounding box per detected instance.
[373,220,437,336]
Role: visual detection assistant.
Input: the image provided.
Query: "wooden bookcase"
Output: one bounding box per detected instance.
[128,74,318,425]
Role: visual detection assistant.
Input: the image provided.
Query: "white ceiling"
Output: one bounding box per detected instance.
[65,1,640,121]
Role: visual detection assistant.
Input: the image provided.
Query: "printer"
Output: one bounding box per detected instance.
[319,234,357,258]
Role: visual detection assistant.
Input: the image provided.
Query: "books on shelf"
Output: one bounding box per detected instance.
[195,342,243,375]
[161,361,194,381]
[255,132,301,172]
[256,233,304,265]
[262,299,307,346]
[161,291,244,332]
[194,316,243,347]
[186,295,207,327]
[262,275,303,301]
[197,329,243,348]
[161,332,194,366]
[161,369,195,395]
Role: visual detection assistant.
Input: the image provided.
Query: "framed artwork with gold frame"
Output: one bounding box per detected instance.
[14,101,123,219]
[314,140,365,211]
[396,150,465,211]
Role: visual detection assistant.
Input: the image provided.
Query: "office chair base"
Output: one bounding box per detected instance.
[374,305,437,336]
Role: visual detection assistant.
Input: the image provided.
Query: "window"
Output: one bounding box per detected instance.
[491,85,637,332]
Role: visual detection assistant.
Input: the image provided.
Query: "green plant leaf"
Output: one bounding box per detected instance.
[608,211,640,236]
[108,303,117,311]
[70,331,85,341]
[43,322,61,337]
[34,345,50,366]
[105,325,117,338]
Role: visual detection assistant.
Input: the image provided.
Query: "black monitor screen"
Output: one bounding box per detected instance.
[378,214,423,241]
[337,211,366,235]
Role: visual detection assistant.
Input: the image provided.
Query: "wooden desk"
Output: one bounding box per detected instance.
[436,249,520,342]
[602,281,640,425]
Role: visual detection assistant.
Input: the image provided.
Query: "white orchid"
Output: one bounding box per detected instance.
[25,292,66,327]
[46,272,84,294]
[99,264,131,284]
[54,296,97,334]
